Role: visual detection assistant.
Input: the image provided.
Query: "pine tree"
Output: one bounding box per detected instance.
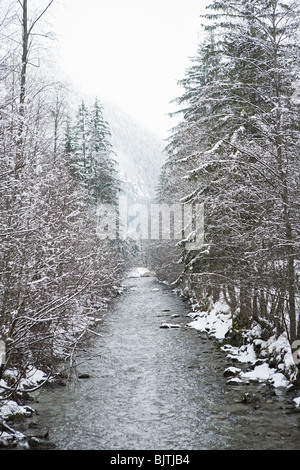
[66,99,119,204]
[69,100,90,184]
[157,0,300,348]
[88,98,119,204]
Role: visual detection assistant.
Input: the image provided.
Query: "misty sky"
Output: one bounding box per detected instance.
[53,0,209,137]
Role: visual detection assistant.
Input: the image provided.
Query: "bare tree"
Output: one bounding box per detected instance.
[15,0,54,174]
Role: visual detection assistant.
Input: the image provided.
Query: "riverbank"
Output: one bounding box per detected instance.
[180,289,300,406]
[125,268,300,411]
[0,268,151,449]
[1,266,300,449]
[0,367,53,449]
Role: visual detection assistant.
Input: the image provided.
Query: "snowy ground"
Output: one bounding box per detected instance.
[0,366,49,448]
[187,297,300,407]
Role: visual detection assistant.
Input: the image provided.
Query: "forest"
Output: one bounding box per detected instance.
[1,0,300,443]
[152,0,300,383]
[0,0,132,393]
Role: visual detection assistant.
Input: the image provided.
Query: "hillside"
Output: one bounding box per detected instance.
[102,101,166,200]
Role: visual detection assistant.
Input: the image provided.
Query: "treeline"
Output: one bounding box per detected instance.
[0,0,127,391]
[153,0,300,365]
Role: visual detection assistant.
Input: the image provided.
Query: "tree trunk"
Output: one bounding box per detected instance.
[15,0,28,175]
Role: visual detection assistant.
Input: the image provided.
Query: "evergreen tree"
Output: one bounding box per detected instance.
[88,98,119,204]
[69,100,90,184]
[66,98,119,204]
[157,0,300,351]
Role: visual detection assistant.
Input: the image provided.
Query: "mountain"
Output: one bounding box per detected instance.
[102,101,166,200]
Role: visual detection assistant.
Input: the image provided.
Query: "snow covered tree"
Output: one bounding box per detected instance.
[158,0,300,354]
[88,98,119,204]
[67,99,119,204]
[0,1,126,388]
[69,100,89,182]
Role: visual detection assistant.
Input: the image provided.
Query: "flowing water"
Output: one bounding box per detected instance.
[32,273,300,450]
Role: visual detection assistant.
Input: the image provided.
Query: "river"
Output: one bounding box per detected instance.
[32,271,300,450]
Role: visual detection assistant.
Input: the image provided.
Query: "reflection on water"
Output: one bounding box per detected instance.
[33,276,300,450]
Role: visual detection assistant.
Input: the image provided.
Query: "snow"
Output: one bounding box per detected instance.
[240,363,290,387]
[188,297,299,392]
[3,366,47,391]
[227,377,243,385]
[0,401,34,420]
[21,367,48,389]
[222,343,257,363]
[0,366,49,448]
[294,397,300,408]
[265,333,296,373]
[0,430,26,447]
[160,322,181,329]
[126,267,154,278]
[224,366,242,375]
[188,299,232,340]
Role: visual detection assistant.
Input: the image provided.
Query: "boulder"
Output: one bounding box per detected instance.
[160,322,181,329]
[223,366,242,378]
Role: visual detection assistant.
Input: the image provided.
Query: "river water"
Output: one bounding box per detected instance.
[32,273,300,450]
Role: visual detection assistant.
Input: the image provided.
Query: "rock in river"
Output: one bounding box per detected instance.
[160,322,181,329]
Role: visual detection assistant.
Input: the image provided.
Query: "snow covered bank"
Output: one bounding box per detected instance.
[188,298,300,399]
[223,356,291,388]
[0,366,51,449]
[188,299,232,341]
[1,366,48,392]
[221,330,299,390]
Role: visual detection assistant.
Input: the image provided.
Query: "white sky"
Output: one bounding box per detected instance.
[52,0,209,138]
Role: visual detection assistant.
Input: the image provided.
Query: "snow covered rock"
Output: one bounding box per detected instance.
[0,430,26,449]
[293,397,300,409]
[160,322,181,329]
[226,377,244,385]
[0,400,34,420]
[188,299,232,340]
[222,343,257,364]
[223,366,242,378]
